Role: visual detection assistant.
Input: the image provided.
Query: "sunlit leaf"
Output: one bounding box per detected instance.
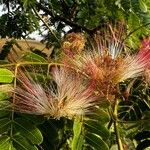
[139,0,148,12]
[0,69,14,83]
[0,136,15,150]
[21,52,47,62]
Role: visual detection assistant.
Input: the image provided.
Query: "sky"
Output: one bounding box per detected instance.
[0,5,3,16]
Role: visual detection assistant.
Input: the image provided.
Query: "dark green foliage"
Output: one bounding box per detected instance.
[118,79,150,121]
[134,131,150,150]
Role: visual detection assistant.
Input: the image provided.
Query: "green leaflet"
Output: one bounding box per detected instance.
[13,135,38,150]
[14,118,43,145]
[0,69,14,83]
[0,92,10,101]
[0,85,12,105]
[85,120,110,140]
[0,117,43,149]
[22,0,36,8]
[88,108,110,125]
[0,136,16,150]
[139,0,148,12]
[0,118,11,134]
[0,110,9,118]
[21,52,47,62]
[86,133,109,150]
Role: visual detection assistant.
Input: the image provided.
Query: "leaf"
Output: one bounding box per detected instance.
[0,110,9,118]
[90,108,110,124]
[0,84,13,100]
[110,144,118,150]
[98,98,110,108]
[14,118,43,144]
[0,118,11,134]
[86,133,109,150]
[0,92,10,101]
[0,135,15,150]
[0,135,10,150]
[118,100,143,121]
[0,68,14,83]
[21,52,47,62]
[13,135,38,150]
[139,0,148,12]
[85,120,110,140]
[141,111,150,130]
[0,84,13,93]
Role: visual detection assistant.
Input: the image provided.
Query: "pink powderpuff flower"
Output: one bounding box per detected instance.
[63,23,125,83]
[13,67,98,120]
[119,38,150,81]
[71,52,124,100]
[71,52,105,81]
[61,25,150,101]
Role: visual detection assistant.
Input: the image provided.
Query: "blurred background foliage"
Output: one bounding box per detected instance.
[0,0,150,49]
[0,0,150,150]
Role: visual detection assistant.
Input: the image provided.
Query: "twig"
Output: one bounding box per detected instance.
[124,22,150,41]
[32,6,60,44]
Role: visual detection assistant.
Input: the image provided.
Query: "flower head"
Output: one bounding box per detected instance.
[118,37,150,81]
[13,67,98,119]
[61,24,125,100]
[61,24,150,101]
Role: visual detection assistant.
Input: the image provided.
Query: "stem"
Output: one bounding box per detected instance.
[0,62,89,79]
[10,64,19,138]
[113,99,124,150]
[114,121,124,150]
[71,117,83,150]
[107,107,113,129]
[0,62,63,67]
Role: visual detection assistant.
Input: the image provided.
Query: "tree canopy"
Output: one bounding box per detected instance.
[0,0,150,47]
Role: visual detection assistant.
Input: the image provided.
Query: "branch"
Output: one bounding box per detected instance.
[32,6,60,44]
[35,3,100,34]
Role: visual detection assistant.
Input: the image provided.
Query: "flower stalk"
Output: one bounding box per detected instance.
[113,99,124,150]
[71,117,84,150]
[10,64,19,138]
